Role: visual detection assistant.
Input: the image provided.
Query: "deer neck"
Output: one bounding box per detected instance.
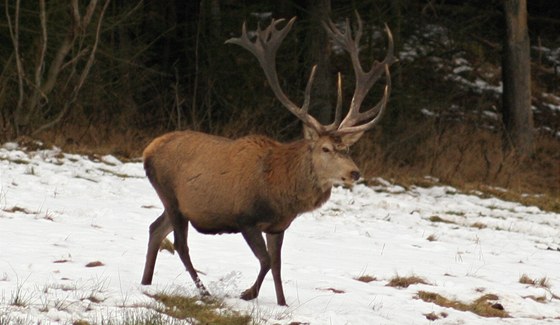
[264,139,332,214]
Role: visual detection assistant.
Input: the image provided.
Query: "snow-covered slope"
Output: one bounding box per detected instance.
[1,143,559,324]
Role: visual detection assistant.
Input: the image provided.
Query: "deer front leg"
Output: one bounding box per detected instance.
[170,211,209,296]
[267,231,286,306]
[240,227,271,301]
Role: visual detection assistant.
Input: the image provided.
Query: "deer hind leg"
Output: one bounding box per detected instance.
[266,232,286,306]
[169,209,209,296]
[141,212,172,285]
[240,227,271,301]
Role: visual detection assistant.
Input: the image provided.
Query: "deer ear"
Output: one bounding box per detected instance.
[303,125,320,141]
[340,131,365,146]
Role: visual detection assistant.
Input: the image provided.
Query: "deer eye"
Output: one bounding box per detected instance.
[322,147,331,153]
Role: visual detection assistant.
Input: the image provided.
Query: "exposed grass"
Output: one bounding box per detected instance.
[9,290,32,308]
[445,210,466,217]
[319,287,345,294]
[426,234,438,241]
[0,313,28,325]
[476,184,560,214]
[387,275,428,288]
[2,206,35,214]
[159,238,175,254]
[73,321,91,325]
[70,293,256,325]
[148,293,252,325]
[519,274,550,288]
[98,167,142,179]
[354,275,377,283]
[9,279,33,308]
[470,222,487,229]
[417,291,509,318]
[73,309,192,325]
[424,311,448,321]
[428,215,456,224]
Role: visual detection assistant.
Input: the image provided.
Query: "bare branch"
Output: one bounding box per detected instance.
[5,0,25,134]
[33,0,111,136]
[23,0,49,127]
[83,0,99,29]
[70,0,81,29]
[42,0,93,98]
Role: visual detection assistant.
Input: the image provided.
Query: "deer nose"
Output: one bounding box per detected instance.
[350,170,361,181]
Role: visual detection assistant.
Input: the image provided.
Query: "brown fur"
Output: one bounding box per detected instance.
[143,130,338,234]
[141,129,361,305]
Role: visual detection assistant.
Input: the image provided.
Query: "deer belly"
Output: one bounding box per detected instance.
[258,214,297,234]
[185,205,288,235]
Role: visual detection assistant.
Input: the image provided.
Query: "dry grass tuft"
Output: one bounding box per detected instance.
[354,275,377,283]
[72,320,91,325]
[470,222,487,229]
[519,274,550,288]
[426,234,438,241]
[387,275,428,288]
[428,216,456,224]
[159,238,175,254]
[148,293,251,325]
[424,311,448,321]
[3,206,35,214]
[417,291,509,318]
[319,287,345,294]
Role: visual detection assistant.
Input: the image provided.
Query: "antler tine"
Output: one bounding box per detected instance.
[323,13,364,76]
[226,17,325,132]
[302,65,318,114]
[337,64,391,134]
[324,73,343,132]
[326,13,396,132]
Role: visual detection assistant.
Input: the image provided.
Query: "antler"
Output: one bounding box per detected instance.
[226,18,326,132]
[324,12,396,134]
[227,13,396,135]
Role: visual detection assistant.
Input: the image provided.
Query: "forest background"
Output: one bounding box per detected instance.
[0,0,559,210]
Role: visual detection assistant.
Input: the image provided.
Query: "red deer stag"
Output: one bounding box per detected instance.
[141,14,396,306]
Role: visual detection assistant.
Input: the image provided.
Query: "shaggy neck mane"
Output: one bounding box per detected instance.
[264,139,332,216]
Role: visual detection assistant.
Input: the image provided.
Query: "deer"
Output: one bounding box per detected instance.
[140,13,396,306]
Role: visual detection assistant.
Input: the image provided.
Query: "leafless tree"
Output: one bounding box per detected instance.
[4,0,111,136]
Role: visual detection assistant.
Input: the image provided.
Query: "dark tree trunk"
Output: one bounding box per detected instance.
[502,0,534,156]
[307,0,333,125]
[381,0,403,149]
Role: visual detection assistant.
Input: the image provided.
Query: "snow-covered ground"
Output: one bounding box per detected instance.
[1,143,559,324]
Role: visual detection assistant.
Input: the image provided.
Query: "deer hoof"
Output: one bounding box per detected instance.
[240,288,257,301]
